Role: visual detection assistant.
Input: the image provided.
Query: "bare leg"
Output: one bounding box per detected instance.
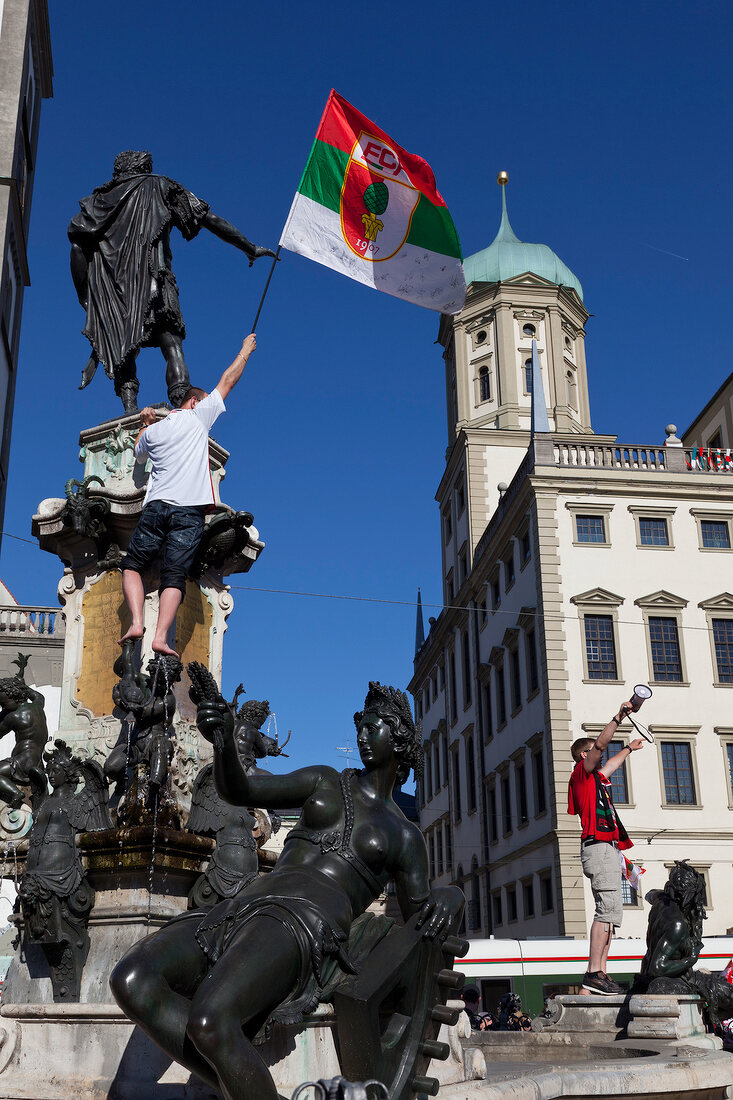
[159,331,190,407]
[152,587,183,656]
[110,920,218,1089]
[120,570,145,645]
[579,920,613,994]
[186,917,300,1100]
[600,923,613,973]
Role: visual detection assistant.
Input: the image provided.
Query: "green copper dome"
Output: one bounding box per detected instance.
[463,184,584,303]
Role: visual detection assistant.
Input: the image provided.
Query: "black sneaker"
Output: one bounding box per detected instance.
[581,971,621,996]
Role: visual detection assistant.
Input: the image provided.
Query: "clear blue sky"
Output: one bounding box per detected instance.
[2,1,731,775]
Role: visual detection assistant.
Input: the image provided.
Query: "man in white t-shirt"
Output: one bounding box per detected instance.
[119,334,257,656]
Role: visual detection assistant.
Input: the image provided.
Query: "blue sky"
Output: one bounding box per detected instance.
[2,1,731,775]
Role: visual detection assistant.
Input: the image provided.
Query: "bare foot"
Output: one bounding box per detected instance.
[151,640,180,658]
[119,626,144,646]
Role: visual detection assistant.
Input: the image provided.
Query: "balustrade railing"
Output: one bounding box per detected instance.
[553,441,668,470]
[0,606,64,638]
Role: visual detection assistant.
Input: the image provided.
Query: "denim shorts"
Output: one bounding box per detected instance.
[120,500,205,594]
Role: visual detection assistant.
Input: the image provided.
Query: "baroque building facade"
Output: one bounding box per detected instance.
[0,0,53,546]
[410,179,733,941]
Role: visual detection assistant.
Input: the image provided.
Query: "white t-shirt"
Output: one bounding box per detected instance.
[135,389,225,507]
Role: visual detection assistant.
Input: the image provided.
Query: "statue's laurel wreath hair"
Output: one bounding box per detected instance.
[353,681,423,785]
[44,739,83,783]
[237,699,270,727]
[0,677,32,703]
[113,150,153,176]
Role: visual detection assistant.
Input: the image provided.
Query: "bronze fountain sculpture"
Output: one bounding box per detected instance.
[111,677,466,1100]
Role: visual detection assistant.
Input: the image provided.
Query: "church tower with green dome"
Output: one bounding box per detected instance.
[435,174,596,560]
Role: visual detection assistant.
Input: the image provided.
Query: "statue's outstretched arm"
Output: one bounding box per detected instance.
[198,699,330,808]
[70,243,89,309]
[202,211,277,266]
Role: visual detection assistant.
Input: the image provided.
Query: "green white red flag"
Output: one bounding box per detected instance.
[280,90,466,315]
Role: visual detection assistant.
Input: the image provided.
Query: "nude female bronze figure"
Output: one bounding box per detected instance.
[110,681,462,1100]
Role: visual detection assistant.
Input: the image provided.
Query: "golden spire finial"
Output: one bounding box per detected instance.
[497,171,509,186]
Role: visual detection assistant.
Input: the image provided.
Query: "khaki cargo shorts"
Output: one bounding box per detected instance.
[581,841,623,929]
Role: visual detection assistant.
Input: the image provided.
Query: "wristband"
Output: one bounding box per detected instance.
[610,715,620,725]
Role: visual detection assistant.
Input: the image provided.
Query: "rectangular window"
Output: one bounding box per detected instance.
[425,750,432,801]
[523,879,535,918]
[621,877,638,906]
[649,617,683,682]
[479,597,488,624]
[501,774,512,834]
[639,517,669,546]
[497,664,507,725]
[442,731,448,780]
[584,615,618,680]
[661,741,696,804]
[507,886,518,922]
[483,681,493,739]
[576,515,605,543]
[516,762,528,824]
[437,826,444,875]
[492,892,502,927]
[540,872,554,913]
[457,485,465,515]
[459,548,467,583]
[510,649,521,711]
[444,509,452,541]
[520,529,531,564]
[533,748,547,814]
[452,751,462,819]
[701,520,731,549]
[491,578,501,610]
[526,629,539,693]
[713,619,733,683]
[504,547,515,588]
[488,787,498,843]
[601,740,629,804]
[445,822,452,870]
[433,744,440,793]
[462,630,472,706]
[449,652,458,721]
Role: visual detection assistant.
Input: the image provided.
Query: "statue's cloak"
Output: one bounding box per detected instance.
[68,173,210,373]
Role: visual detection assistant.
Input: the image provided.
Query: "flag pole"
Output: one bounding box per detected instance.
[250,246,281,331]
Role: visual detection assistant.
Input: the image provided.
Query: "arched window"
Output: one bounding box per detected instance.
[524,358,533,394]
[479,366,490,402]
[567,370,577,409]
[466,735,477,812]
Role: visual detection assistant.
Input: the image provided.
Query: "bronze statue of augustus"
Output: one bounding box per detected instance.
[69,150,276,412]
[111,680,464,1100]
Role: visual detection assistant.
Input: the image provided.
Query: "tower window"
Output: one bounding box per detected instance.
[567,370,577,410]
[522,323,536,337]
[524,359,533,394]
[475,329,487,345]
[479,367,491,402]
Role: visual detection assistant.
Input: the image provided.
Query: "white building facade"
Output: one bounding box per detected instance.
[411,180,733,942]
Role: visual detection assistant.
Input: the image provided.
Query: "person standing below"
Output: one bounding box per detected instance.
[568,701,643,995]
[119,334,257,656]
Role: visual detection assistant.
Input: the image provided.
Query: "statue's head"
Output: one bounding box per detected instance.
[0,677,32,707]
[236,699,270,729]
[354,681,422,786]
[113,150,153,177]
[146,654,183,695]
[44,740,82,788]
[666,859,706,912]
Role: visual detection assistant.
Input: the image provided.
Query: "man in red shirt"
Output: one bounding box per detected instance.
[568,701,643,995]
